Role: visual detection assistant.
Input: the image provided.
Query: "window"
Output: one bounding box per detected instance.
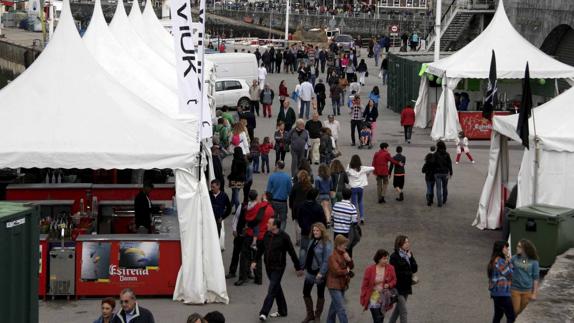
[224,81,242,90]
[215,81,224,92]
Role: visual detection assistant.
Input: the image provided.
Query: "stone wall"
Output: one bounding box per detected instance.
[505,0,574,47]
[207,9,434,39]
[0,40,41,76]
[516,248,574,323]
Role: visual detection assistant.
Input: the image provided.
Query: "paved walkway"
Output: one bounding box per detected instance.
[39,49,525,323]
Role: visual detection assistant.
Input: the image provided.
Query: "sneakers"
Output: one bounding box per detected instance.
[259,314,267,321]
[269,312,285,318]
[360,220,365,225]
[472,160,476,164]
[234,280,246,286]
[225,273,236,279]
[455,161,459,165]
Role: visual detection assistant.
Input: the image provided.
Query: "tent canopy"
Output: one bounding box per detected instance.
[493,86,574,152]
[474,87,574,229]
[426,1,574,80]
[0,0,198,170]
[83,0,180,119]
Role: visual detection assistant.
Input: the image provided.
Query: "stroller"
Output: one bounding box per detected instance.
[358,121,373,149]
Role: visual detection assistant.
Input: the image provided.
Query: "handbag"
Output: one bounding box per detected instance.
[348,223,362,249]
[365,71,369,77]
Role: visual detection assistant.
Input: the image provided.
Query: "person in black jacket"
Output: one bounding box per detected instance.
[422,146,437,206]
[275,50,283,73]
[210,179,232,237]
[389,235,418,323]
[434,141,453,207]
[134,182,153,233]
[297,189,327,253]
[117,288,155,323]
[254,218,304,321]
[314,79,327,116]
[228,147,247,212]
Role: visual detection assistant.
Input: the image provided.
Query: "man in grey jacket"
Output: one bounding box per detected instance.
[286,119,309,177]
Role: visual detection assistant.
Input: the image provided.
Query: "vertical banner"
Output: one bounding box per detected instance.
[192,0,212,139]
[171,0,211,139]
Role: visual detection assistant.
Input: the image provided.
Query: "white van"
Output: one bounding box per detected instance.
[205,53,258,83]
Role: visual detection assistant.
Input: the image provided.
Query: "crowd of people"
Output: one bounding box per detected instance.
[92,34,505,323]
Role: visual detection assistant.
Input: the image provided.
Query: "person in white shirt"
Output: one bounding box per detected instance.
[298,78,315,119]
[346,155,374,224]
[258,66,267,90]
[324,115,341,143]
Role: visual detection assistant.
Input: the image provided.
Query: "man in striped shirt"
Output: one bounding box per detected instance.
[331,188,358,240]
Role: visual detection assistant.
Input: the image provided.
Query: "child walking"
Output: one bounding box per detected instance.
[390,146,406,201]
[250,137,261,173]
[259,137,274,174]
[455,131,475,164]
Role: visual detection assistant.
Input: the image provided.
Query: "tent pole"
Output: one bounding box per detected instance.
[532,104,539,205]
[434,0,441,61]
[442,73,447,139]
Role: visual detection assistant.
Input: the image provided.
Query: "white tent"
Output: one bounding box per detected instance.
[474,87,574,230]
[414,0,574,141]
[0,0,228,304]
[129,0,176,65]
[142,0,174,50]
[109,0,177,91]
[83,0,179,119]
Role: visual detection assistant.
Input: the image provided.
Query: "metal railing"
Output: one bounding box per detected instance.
[424,0,494,49]
[377,0,429,10]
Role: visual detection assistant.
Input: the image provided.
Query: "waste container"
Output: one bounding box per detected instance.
[509,204,574,268]
[0,202,39,323]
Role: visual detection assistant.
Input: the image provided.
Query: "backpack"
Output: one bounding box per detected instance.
[231,133,241,146]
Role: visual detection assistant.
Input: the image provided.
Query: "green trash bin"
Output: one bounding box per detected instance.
[508,204,574,268]
[0,202,39,323]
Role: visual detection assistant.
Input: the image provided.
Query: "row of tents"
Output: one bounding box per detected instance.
[0,0,228,304]
[412,1,574,230]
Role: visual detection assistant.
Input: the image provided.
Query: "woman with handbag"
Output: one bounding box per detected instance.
[361,249,397,323]
[389,235,418,323]
[274,122,288,165]
[326,235,354,323]
[228,147,247,213]
[299,223,333,323]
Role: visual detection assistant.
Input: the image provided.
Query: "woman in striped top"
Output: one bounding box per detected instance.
[488,240,515,323]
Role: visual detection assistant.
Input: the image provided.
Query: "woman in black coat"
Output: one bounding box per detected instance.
[228,147,247,211]
[389,235,418,323]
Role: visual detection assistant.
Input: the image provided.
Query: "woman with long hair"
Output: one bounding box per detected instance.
[363,99,379,142]
[315,164,333,224]
[290,170,313,245]
[389,235,418,323]
[347,155,375,224]
[487,240,515,323]
[231,122,250,155]
[361,249,397,323]
[357,58,368,86]
[300,223,333,323]
[511,239,540,316]
[228,147,247,212]
[434,141,453,207]
[330,159,349,205]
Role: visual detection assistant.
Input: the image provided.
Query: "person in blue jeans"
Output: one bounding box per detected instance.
[346,155,375,224]
[488,240,515,323]
[433,141,452,207]
[327,235,354,323]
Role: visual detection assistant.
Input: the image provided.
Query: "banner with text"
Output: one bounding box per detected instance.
[171,0,212,139]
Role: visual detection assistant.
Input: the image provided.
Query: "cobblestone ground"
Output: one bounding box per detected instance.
[39,48,525,323]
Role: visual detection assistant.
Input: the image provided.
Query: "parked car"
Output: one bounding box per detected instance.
[334,34,355,50]
[214,79,251,110]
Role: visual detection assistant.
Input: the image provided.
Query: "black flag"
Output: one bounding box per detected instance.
[516,63,532,150]
[482,50,498,120]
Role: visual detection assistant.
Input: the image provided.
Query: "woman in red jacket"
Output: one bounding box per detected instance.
[360,249,397,323]
[400,105,415,144]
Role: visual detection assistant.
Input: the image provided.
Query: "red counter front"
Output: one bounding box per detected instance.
[458,111,511,140]
[75,235,181,297]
